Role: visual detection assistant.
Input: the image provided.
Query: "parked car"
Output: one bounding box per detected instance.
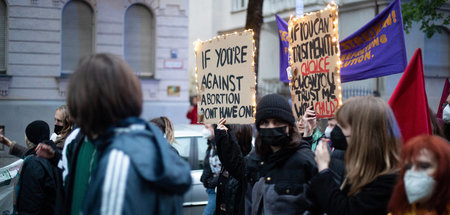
[173,124,209,215]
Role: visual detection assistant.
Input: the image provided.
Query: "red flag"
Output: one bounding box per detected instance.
[436,78,449,119]
[388,49,431,143]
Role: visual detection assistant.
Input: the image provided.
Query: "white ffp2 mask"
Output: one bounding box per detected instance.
[404,169,435,204]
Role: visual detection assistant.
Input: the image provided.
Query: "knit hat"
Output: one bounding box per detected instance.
[25,120,50,145]
[255,94,295,129]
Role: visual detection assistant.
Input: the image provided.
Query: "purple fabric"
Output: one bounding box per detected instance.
[276,0,407,83]
[339,0,407,82]
[276,14,290,83]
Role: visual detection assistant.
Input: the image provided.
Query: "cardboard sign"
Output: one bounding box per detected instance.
[194,30,256,124]
[288,5,342,119]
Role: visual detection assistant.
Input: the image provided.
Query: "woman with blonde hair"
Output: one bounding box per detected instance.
[309,96,401,214]
[51,105,74,149]
[150,116,179,155]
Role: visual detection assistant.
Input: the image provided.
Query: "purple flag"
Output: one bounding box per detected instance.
[276,14,290,83]
[276,0,406,83]
[340,0,407,82]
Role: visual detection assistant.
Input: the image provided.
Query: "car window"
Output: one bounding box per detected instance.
[173,137,190,163]
[197,137,208,170]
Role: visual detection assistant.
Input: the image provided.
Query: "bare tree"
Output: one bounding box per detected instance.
[245,0,264,96]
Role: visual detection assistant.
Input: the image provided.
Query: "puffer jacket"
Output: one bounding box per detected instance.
[215,129,317,215]
[81,117,192,214]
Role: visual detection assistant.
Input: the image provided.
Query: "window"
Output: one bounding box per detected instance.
[61,1,93,74]
[0,0,6,73]
[232,0,248,12]
[124,4,155,77]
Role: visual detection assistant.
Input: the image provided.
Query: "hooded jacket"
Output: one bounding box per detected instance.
[72,117,191,214]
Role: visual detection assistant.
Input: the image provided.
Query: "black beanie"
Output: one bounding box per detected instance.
[255,94,295,129]
[25,120,50,145]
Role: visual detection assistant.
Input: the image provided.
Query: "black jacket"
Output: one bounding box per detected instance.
[15,153,62,215]
[200,140,219,189]
[308,169,398,215]
[328,149,346,185]
[215,129,317,214]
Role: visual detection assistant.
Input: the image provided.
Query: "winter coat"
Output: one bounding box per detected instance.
[214,129,317,215]
[81,117,192,214]
[308,169,398,215]
[14,142,62,215]
[200,140,220,189]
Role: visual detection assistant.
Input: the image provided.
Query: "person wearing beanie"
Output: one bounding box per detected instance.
[214,93,318,214]
[13,120,61,215]
[0,120,51,158]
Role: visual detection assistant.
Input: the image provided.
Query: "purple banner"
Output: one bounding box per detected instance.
[276,14,290,83]
[276,0,407,83]
[340,0,407,82]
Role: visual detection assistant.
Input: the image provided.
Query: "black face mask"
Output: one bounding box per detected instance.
[54,125,63,135]
[259,126,289,147]
[330,125,348,150]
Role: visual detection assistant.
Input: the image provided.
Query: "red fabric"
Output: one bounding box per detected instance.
[436,78,449,119]
[388,48,431,143]
[186,105,199,124]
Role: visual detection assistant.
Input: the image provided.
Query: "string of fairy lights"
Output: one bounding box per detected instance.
[193,2,342,121]
[193,30,257,121]
[287,1,343,107]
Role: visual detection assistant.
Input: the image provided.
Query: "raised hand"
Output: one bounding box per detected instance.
[217,118,228,131]
[315,138,331,172]
[36,143,55,159]
[302,106,317,137]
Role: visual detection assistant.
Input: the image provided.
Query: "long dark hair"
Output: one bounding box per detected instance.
[67,53,142,139]
[228,124,253,156]
[254,124,301,158]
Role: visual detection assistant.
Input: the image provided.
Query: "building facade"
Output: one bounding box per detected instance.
[0,0,190,160]
[189,0,449,113]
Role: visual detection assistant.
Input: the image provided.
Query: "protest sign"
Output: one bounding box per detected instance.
[194,30,256,124]
[288,4,342,119]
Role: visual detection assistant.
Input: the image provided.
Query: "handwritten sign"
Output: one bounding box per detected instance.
[288,5,342,119]
[194,30,256,124]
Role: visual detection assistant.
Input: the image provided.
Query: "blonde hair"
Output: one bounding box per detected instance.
[150,116,175,145]
[336,96,401,196]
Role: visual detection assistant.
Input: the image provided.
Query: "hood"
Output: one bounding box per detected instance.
[96,117,192,195]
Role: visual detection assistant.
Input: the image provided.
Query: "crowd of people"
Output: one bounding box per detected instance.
[1,52,449,215]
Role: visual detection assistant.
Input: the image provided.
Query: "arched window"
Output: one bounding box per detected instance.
[61,1,93,74]
[124,4,155,77]
[0,0,6,73]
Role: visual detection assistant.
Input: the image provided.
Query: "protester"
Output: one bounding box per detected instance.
[150,116,179,155]
[388,135,450,215]
[214,122,253,215]
[0,121,50,158]
[186,95,199,124]
[216,93,317,214]
[50,105,74,149]
[14,120,61,215]
[200,123,220,215]
[327,118,348,185]
[324,118,337,138]
[310,96,401,215]
[297,106,323,151]
[60,53,191,214]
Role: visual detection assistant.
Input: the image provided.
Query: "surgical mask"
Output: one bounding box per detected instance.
[54,125,63,135]
[443,104,450,123]
[324,126,333,138]
[330,125,348,150]
[202,128,212,139]
[404,170,435,204]
[259,126,289,147]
